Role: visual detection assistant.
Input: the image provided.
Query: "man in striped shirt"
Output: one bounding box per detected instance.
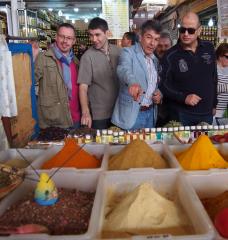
[215,43,228,122]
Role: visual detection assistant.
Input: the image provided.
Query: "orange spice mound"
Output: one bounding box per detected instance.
[41,138,100,169]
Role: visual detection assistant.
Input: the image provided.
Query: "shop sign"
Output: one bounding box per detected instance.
[217,0,228,40]
[102,0,129,39]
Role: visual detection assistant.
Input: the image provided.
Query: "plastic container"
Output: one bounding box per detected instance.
[0,170,100,240]
[0,148,45,168]
[103,143,180,171]
[169,143,228,174]
[187,171,228,240]
[26,144,108,174]
[91,170,214,239]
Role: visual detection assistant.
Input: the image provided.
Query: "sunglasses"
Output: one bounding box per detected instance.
[224,55,228,59]
[179,27,198,34]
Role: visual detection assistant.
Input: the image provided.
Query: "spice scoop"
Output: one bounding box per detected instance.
[0,224,49,235]
[0,163,24,200]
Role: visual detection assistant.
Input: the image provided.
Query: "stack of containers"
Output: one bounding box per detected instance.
[1,137,227,239]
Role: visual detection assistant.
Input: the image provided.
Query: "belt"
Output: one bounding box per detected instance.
[140,104,153,111]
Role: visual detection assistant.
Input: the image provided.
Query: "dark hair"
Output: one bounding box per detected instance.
[160,31,172,45]
[57,23,75,35]
[216,43,228,60]
[124,32,138,45]
[88,17,108,32]
[140,20,162,35]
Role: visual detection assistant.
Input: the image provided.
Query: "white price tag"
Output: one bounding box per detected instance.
[133,234,172,240]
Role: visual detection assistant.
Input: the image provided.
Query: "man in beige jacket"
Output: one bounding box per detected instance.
[35,23,80,129]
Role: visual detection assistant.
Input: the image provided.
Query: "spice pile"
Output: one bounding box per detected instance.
[102,183,193,238]
[42,138,101,169]
[37,127,70,141]
[0,188,95,235]
[202,191,228,238]
[0,171,11,188]
[175,135,228,170]
[109,139,167,170]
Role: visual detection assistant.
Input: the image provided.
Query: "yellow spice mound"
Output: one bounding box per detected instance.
[176,135,228,170]
[103,183,189,233]
[108,139,167,170]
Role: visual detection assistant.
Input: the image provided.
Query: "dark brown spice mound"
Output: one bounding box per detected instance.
[201,191,228,221]
[0,188,95,235]
[37,127,70,141]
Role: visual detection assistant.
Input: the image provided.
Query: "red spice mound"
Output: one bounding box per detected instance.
[42,138,101,169]
[0,188,95,235]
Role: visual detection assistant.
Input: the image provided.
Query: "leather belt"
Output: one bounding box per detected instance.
[140,104,153,111]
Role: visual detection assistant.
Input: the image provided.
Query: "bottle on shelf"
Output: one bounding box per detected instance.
[107,129,113,143]
[95,130,101,143]
[113,132,119,144]
[119,131,125,144]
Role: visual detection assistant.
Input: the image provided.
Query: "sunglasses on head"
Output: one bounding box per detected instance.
[179,27,197,34]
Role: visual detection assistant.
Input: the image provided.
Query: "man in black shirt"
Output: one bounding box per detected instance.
[160,12,217,126]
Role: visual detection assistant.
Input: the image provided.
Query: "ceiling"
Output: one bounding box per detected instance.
[24,0,102,21]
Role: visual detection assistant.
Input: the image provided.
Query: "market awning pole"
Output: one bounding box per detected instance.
[11,0,19,36]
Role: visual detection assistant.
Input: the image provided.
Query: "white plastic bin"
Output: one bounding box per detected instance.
[103,143,180,171]
[26,144,108,173]
[0,170,100,240]
[187,171,228,240]
[0,148,45,168]
[90,170,215,239]
[169,143,228,173]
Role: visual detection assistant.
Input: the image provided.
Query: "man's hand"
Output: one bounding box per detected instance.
[81,112,92,128]
[212,108,216,116]
[128,83,143,102]
[185,94,202,106]
[152,89,162,104]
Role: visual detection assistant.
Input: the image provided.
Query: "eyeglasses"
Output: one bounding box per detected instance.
[57,34,75,41]
[179,27,198,34]
[224,55,228,59]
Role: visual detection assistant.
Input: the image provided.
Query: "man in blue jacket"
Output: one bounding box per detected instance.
[112,20,162,130]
